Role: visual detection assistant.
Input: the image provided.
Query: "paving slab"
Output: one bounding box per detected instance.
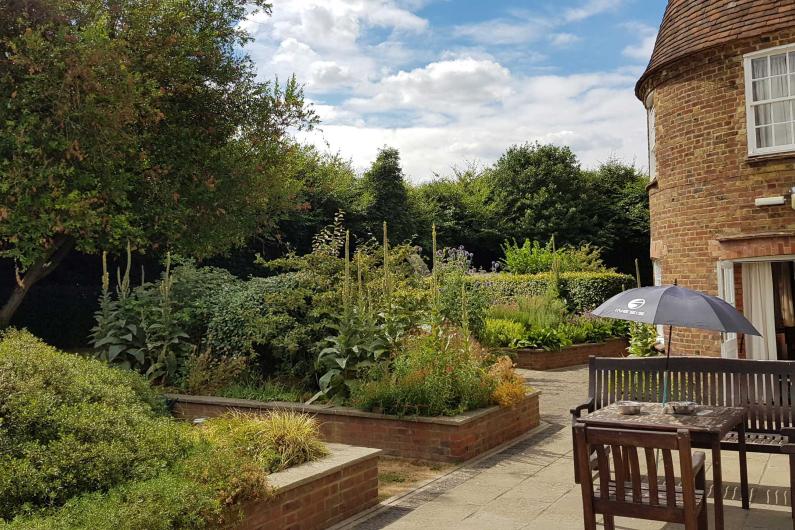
[340,364,794,529]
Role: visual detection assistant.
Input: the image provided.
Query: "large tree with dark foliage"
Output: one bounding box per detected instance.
[0,0,316,326]
[360,147,414,243]
[485,142,591,247]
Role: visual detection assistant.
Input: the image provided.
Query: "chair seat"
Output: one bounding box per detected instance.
[595,481,706,507]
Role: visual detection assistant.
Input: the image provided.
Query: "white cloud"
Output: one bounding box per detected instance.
[302,62,646,180]
[250,1,651,181]
[622,22,657,62]
[550,33,582,47]
[564,0,625,22]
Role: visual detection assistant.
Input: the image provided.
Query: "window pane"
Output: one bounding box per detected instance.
[772,75,789,98]
[791,74,795,96]
[755,103,772,125]
[752,57,768,79]
[753,79,770,101]
[771,53,788,75]
[790,52,795,73]
[772,101,791,122]
[774,123,793,146]
[757,125,773,148]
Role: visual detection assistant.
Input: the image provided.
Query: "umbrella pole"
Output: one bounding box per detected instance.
[663,325,673,404]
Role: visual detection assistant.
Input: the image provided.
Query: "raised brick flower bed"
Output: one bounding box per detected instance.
[168,391,540,463]
[238,443,380,530]
[497,338,627,370]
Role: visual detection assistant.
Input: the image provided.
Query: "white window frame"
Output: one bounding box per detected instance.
[744,43,795,156]
[652,260,664,344]
[645,92,656,180]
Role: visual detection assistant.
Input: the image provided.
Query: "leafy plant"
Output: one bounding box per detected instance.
[488,356,528,407]
[500,237,605,275]
[627,322,659,357]
[481,318,527,348]
[90,249,192,385]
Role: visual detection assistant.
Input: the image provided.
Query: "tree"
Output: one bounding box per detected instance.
[410,165,501,266]
[0,0,316,326]
[485,143,590,247]
[583,160,650,276]
[359,147,413,243]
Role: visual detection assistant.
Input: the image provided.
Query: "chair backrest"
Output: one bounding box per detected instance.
[588,356,795,434]
[573,424,697,515]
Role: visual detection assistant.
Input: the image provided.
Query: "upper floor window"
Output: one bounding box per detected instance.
[646,92,656,180]
[745,44,795,155]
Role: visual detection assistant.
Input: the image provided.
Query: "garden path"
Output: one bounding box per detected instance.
[338,365,793,529]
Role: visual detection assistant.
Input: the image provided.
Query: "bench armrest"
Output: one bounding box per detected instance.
[570,397,595,423]
[781,428,795,454]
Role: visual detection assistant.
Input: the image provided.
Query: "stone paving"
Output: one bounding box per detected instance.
[340,365,794,529]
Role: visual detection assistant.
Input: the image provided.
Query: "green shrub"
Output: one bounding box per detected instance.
[0,329,190,519]
[216,378,307,402]
[486,295,567,330]
[349,329,495,416]
[481,318,527,348]
[469,271,632,312]
[628,322,659,357]
[0,330,328,528]
[500,238,605,274]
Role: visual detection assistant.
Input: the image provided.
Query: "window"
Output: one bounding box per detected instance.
[652,260,664,344]
[645,93,656,180]
[745,44,795,155]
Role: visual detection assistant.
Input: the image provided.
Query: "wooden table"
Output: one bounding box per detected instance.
[578,402,748,530]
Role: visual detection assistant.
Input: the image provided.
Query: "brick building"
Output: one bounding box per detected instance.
[637,1,795,358]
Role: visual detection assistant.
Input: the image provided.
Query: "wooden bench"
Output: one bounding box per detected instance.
[571,355,795,519]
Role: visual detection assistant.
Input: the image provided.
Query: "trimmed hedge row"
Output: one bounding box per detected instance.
[468,272,633,312]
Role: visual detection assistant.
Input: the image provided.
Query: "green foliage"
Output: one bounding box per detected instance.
[434,247,489,337]
[217,379,308,403]
[485,143,590,248]
[90,252,193,385]
[0,0,316,325]
[1,330,328,528]
[500,238,605,275]
[469,271,632,312]
[0,329,189,519]
[486,295,567,330]
[360,147,414,242]
[481,318,527,348]
[350,329,495,416]
[627,323,659,357]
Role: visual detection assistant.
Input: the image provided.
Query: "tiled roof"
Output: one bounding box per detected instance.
[636,0,795,99]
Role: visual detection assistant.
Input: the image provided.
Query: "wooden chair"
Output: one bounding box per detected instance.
[574,424,708,530]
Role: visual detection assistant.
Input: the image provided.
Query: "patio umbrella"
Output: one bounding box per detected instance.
[591,284,761,401]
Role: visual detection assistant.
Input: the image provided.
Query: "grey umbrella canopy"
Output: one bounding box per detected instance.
[591,285,761,336]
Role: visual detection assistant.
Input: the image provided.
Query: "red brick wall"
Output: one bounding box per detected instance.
[642,28,795,356]
[506,339,628,370]
[239,456,378,530]
[171,392,540,463]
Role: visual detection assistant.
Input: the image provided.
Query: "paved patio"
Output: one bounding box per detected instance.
[340,365,794,529]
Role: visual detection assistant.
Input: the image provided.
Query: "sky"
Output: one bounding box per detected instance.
[241,0,668,181]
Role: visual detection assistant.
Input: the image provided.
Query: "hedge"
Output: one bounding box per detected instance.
[468,272,634,312]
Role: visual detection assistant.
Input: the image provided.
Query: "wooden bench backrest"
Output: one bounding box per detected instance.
[574,424,699,521]
[589,356,795,434]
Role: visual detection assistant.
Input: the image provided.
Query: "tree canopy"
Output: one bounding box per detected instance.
[0,0,316,325]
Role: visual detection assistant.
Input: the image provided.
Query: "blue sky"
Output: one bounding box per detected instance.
[242,0,668,180]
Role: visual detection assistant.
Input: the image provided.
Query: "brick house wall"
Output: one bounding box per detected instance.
[641,28,795,356]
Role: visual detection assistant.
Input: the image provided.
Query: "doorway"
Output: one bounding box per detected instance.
[719,257,795,360]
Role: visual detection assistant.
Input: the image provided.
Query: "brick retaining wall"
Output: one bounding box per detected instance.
[237,443,380,530]
[499,339,628,370]
[169,391,540,463]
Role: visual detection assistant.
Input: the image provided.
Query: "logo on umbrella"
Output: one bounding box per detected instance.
[627,298,646,310]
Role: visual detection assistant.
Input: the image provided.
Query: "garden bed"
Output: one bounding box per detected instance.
[497,338,627,370]
[168,391,541,463]
[238,443,380,530]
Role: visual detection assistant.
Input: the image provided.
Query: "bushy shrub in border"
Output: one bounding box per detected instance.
[468,271,633,312]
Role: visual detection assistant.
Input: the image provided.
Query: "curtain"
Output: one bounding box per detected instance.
[742,262,777,360]
[779,263,795,327]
